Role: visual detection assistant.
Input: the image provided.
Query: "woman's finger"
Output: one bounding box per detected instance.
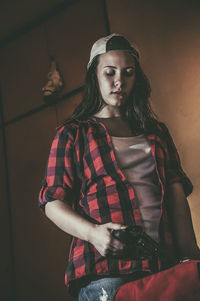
[106,223,127,231]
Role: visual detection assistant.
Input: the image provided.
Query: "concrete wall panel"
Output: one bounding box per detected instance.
[0,27,49,122]
[57,92,82,125]
[6,108,73,300]
[45,0,107,95]
[0,129,12,301]
[107,0,200,244]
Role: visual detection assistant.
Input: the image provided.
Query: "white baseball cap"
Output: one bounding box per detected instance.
[87,33,140,69]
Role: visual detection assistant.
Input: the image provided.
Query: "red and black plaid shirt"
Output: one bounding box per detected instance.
[38,119,193,294]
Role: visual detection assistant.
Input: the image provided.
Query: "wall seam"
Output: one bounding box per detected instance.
[0,86,16,301]
[0,0,80,49]
[102,0,111,35]
[0,85,84,128]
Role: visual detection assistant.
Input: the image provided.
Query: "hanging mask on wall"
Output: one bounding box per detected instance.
[42,56,64,105]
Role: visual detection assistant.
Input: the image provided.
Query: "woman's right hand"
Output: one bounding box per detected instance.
[88,223,127,257]
[45,200,127,257]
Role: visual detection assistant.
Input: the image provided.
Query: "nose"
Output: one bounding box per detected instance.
[114,73,124,88]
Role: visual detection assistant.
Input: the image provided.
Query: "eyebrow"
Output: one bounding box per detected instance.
[103,65,135,69]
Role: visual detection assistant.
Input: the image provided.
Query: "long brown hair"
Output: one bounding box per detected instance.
[71,55,158,134]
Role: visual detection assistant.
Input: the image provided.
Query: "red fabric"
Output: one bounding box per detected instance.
[115,260,200,301]
[38,119,193,293]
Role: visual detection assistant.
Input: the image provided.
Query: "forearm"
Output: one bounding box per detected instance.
[167,182,200,259]
[45,199,126,257]
[171,199,199,257]
[45,199,97,242]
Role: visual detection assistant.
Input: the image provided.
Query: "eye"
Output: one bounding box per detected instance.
[124,68,135,77]
[104,68,115,77]
[105,70,115,77]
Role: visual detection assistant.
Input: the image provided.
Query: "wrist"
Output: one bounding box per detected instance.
[86,223,98,244]
[179,257,191,263]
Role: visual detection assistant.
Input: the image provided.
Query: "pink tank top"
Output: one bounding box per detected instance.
[111,135,162,242]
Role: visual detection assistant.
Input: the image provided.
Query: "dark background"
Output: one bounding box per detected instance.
[1,1,200,300]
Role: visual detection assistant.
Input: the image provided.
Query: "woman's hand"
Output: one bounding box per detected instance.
[88,222,127,257]
[45,200,127,257]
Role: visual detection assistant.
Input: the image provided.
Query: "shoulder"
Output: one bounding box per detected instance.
[156,121,170,133]
[152,120,168,132]
[149,120,170,138]
[155,122,174,142]
[149,121,176,151]
[55,118,95,141]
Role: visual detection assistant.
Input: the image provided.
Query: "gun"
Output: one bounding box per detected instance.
[112,225,160,260]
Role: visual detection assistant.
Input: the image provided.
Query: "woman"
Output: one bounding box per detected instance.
[38,34,200,300]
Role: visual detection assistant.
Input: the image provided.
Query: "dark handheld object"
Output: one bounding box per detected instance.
[112,225,160,260]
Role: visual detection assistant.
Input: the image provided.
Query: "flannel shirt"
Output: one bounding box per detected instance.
[38,118,193,294]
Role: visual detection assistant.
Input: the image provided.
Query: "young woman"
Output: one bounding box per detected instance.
[39,34,200,300]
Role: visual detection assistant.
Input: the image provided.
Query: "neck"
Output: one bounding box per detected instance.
[94,105,121,118]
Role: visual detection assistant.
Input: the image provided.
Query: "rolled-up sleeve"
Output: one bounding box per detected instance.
[38,127,76,210]
[161,123,193,197]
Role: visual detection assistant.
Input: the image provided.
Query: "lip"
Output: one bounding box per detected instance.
[112,90,124,95]
[111,91,125,98]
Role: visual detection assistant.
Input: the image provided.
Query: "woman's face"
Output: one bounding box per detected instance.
[96,50,136,108]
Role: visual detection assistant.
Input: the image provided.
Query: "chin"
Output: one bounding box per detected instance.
[114,98,126,107]
[110,97,124,106]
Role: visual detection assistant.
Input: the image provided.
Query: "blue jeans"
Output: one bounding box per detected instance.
[78,273,149,301]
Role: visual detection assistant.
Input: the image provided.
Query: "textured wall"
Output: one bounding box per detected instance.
[0,129,12,301]
[0,0,107,300]
[1,1,200,300]
[107,0,200,244]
